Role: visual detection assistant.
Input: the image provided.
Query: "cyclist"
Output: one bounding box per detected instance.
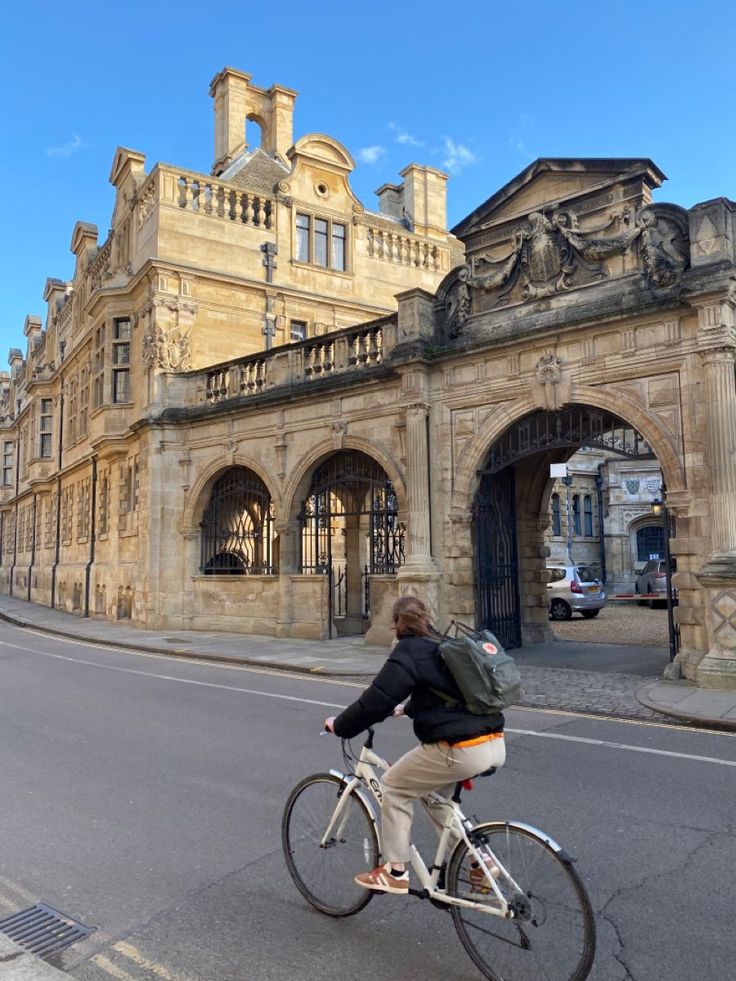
[324,595,505,895]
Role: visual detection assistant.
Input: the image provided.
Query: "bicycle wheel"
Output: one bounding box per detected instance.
[282,773,380,917]
[446,822,596,981]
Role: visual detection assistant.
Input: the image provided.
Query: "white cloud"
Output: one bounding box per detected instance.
[45,133,87,158]
[389,122,424,148]
[357,145,387,165]
[441,137,478,175]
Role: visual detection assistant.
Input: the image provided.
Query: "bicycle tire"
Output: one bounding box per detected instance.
[282,772,380,917]
[446,822,596,981]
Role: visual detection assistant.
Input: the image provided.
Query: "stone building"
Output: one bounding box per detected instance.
[2,68,736,691]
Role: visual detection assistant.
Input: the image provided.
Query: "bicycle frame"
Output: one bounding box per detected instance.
[324,740,521,918]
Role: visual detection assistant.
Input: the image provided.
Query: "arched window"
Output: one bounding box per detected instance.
[636,525,664,562]
[551,493,561,536]
[583,495,593,537]
[200,467,275,575]
[572,494,581,536]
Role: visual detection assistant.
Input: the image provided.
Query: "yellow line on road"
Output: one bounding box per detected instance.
[90,954,137,980]
[113,941,192,980]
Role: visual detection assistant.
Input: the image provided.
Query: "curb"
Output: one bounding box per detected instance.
[634,682,736,732]
[0,609,374,678]
[0,936,67,979]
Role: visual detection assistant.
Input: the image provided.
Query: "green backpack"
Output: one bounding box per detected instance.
[433,622,522,715]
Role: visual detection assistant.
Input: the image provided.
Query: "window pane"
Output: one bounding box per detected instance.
[114,319,131,341]
[290,320,307,343]
[113,343,130,365]
[314,219,328,267]
[296,214,310,262]
[40,434,52,458]
[332,223,346,270]
[113,370,130,403]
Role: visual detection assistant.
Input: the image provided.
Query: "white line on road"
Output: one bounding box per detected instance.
[3,637,736,768]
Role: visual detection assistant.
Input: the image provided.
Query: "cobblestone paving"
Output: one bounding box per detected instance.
[517,665,667,722]
[551,601,669,647]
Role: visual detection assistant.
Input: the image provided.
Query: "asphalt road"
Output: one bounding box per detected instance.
[0,622,734,981]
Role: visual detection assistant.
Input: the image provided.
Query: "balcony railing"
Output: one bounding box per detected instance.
[365,225,442,270]
[136,165,275,232]
[204,320,388,405]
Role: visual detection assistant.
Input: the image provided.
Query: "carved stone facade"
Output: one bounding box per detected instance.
[2,117,736,691]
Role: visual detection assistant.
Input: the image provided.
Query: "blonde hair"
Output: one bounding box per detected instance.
[392,596,433,638]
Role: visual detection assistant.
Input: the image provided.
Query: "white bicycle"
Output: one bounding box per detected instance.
[282,728,596,981]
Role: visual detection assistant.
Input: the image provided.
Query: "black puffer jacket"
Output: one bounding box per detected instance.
[333,634,504,744]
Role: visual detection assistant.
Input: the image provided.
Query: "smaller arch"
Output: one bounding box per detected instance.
[199,466,276,575]
[245,112,266,150]
[182,454,280,534]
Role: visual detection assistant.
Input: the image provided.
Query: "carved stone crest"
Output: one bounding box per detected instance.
[440,202,690,336]
[142,325,192,372]
[625,478,641,495]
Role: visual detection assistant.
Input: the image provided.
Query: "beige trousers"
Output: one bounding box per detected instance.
[379,737,506,864]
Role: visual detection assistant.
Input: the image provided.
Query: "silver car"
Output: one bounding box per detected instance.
[547,564,606,621]
[635,558,675,608]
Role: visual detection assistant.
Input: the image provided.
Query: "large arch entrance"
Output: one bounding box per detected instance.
[474,405,676,659]
[298,450,404,637]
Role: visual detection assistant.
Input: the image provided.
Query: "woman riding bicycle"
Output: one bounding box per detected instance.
[325,595,506,895]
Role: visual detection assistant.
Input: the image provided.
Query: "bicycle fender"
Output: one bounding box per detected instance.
[476,821,576,863]
[328,770,380,826]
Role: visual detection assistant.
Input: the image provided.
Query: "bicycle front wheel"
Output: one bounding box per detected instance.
[447,822,596,981]
[282,773,380,917]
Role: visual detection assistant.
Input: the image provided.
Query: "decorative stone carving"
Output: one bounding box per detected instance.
[532,352,570,411]
[140,293,196,372]
[440,203,690,335]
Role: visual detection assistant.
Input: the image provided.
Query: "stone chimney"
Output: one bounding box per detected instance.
[400,164,448,234]
[210,67,297,175]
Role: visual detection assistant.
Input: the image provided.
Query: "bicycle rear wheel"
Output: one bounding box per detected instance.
[446,822,596,981]
[282,773,380,917]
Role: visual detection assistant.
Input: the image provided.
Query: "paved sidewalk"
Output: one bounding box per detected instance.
[0,936,67,980]
[1,593,735,731]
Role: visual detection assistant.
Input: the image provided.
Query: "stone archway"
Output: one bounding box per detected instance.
[471,404,669,648]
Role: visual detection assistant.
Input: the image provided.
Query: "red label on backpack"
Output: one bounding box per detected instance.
[482,642,498,655]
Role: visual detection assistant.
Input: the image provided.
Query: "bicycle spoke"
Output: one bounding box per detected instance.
[447,824,596,981]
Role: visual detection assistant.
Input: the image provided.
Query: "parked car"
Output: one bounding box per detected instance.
[635,558,676,608]
[547,564,606,621]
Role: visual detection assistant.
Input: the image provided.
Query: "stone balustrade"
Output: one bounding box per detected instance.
[136,165,275,232]
[204,320,387,405]
[365,224,442,271]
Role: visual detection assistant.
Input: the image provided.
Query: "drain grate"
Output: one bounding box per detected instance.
[0,903,93,959]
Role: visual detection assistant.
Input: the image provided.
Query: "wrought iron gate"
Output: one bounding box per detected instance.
[474,466,522,650]
[299,451,404,637]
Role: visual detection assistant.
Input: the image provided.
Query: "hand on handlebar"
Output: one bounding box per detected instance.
[323,716,336,734]
[393,703,406,717]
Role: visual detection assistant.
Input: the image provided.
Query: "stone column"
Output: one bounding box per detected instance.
[403,401,433,566]
[694,296,736,687]
[701,347,736,556]
[396,399,441,624]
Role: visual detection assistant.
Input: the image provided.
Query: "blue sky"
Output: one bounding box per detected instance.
[2,0,734,360]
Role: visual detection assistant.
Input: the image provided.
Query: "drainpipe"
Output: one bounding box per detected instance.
[9,401,21,597]
[50,361,65,609]
[27,493,37,601]
[83,456,97,617]
[595,464,607,584]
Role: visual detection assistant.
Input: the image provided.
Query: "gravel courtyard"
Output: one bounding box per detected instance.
[551,601,669,647]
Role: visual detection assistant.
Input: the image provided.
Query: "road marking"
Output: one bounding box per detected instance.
[2,636,736,767]
[90,954,137,979]
[505,728,736,766]
[113,941,190,980]
[5,621,735,736]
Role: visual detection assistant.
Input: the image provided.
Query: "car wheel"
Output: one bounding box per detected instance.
[581,609,600,619]
[550,599,572,621]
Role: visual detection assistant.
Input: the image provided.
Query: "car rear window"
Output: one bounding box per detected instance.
[574,566,597,582]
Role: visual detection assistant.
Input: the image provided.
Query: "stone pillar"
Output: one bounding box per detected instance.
[275,519,298,638]
[694,296,736,687]
[396,399,441,623]
[403,401,432,566]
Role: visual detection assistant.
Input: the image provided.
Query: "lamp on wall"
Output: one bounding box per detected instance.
[650,497,663,518]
